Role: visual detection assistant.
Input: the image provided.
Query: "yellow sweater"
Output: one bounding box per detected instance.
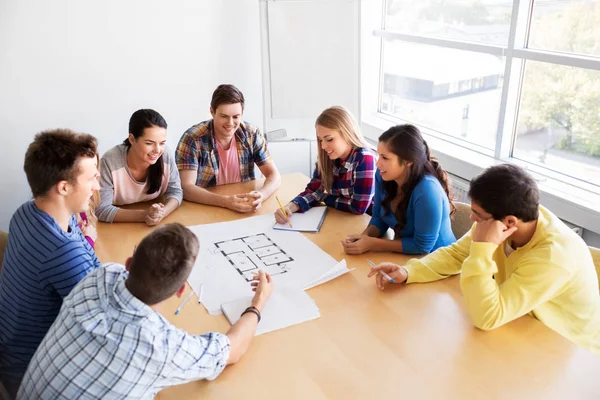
[404,206,600,356]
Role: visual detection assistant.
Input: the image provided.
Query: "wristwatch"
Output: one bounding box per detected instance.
[241,306,261,323]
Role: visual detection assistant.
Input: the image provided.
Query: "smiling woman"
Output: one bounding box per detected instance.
[342,124,457,256]
[96,109,184,225]
[274,106,377,225]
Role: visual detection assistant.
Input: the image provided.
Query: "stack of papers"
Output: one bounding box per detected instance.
[304,259,352,290]
[273,206,328,232]
[220,260,350,335]
[221,287,321,336]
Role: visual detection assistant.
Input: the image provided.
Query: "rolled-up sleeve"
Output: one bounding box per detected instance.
[166,331,231,383]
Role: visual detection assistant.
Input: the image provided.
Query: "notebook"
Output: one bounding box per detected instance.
[273,206,328,232]
[221,287,321,336]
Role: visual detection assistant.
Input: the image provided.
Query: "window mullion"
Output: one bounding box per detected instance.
[494,0,534,159]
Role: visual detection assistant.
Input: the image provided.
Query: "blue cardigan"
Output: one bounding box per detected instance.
[369,171,456,254]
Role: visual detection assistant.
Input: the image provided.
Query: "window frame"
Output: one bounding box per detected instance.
[372,0,600,191]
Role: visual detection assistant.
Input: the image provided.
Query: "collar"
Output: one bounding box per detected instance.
[334,147,358,174]
[112,274,158,321]
[208,120,250,151]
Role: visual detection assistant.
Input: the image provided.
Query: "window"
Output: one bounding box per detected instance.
[375,0,600,191]
[381,40,503,150]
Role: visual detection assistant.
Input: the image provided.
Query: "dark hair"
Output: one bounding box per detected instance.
[126,223,200,305]
[468,164,539,222]
[122,109,167,195]
[210,84,245,111]
[24,129,98,198]
[379,124,455,232]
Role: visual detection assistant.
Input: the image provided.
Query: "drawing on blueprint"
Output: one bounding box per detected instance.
[214,233,294,281]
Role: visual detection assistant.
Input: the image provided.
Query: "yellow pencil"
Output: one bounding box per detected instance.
[275,196,293,228]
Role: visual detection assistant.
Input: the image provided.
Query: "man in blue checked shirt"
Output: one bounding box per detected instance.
[17,223,274,400]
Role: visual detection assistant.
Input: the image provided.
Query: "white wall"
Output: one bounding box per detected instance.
[0,0,263,230]
[259,0,360,140]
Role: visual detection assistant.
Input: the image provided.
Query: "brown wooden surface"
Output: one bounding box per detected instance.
[95,173,600,400]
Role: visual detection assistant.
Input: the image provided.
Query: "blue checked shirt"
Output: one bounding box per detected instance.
[175,119,271,188]
[17,263,231,400]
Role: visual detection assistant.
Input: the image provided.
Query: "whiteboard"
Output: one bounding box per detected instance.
[267,0,359,118]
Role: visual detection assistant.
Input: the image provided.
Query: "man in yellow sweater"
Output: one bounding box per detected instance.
[369,164,600,355]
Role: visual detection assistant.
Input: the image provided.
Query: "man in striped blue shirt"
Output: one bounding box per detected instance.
[18,223,273,399]
[0,129,101,397]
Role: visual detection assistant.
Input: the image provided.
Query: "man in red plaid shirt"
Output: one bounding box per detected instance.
[176,84,280,213]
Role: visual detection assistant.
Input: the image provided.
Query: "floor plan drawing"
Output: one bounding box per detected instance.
[214,233,294,281]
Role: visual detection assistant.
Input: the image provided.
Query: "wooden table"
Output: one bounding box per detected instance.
[95,173,600,400]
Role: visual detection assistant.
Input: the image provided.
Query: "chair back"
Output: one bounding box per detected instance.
[0,230,8,272]
[451,202,473,240]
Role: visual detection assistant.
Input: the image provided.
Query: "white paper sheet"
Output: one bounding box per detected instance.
[187,214,340,315]
[304,260,353,290]
[273,206,328,232]
[221,287,321,336]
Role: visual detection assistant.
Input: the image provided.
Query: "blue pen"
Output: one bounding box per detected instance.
[174,291,194,315]
[367,260,396,284]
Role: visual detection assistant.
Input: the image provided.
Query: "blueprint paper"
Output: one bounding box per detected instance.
[187,214,339,315]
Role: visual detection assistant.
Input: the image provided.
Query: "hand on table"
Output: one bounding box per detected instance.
[145,203,165,226]
[341,234,373,255]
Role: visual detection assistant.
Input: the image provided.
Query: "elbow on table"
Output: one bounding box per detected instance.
[181,183,197,201]
[470,313,504,331]
[349,203,370,215]
[411,239,436,255]
[95,207,112,223]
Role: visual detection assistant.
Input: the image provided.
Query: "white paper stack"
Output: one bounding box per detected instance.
[221,287,321,336]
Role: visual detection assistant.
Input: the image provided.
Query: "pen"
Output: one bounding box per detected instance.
[174,291,194,315]
[367,260,396,284]
[197,284,204,304]
[275,196,293,228]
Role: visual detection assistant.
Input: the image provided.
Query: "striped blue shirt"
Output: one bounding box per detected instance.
[0,200,100,395]
[18,263,231,400]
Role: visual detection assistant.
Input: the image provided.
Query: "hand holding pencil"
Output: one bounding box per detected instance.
[367,261,408,290]
[274,197,298,227]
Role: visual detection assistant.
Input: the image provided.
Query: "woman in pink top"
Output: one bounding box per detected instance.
[97,109,183,225]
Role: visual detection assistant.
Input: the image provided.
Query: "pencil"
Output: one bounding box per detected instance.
[174,291,194,315]
[275,196,293,228]
[367,260,397,284]
[197,284,204,304]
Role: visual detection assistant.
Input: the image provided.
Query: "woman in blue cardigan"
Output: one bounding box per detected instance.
[342,124,456,255]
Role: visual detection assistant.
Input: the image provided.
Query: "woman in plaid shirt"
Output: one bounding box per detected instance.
[274,106,376,223]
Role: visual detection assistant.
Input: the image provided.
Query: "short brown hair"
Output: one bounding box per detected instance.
[24,129,98,198]
[469,164,540,222]
[210,84,245,111]
[126,223,200,305]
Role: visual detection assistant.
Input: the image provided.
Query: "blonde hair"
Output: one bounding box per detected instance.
[315,106,370,191]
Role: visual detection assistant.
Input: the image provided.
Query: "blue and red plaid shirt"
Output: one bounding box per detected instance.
[292,147,376,214]
[175,120,271,188]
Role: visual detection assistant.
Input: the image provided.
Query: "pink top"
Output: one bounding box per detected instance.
[97,144,183,223]
[215,138,242,185]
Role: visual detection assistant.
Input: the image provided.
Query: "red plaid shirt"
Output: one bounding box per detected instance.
[292,147,376,214]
